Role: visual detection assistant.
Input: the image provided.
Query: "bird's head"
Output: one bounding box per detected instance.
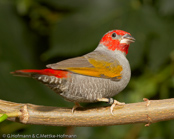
[99,30,135,55]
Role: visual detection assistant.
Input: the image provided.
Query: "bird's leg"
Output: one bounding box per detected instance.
[72,102,82,113]
[97,98,125,115]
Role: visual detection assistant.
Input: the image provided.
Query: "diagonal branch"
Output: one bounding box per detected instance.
[0,98,174,126]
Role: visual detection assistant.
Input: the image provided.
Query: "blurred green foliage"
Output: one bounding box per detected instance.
[0,0,174,138]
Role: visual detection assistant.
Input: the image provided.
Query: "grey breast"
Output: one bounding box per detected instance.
[59,50,131,103]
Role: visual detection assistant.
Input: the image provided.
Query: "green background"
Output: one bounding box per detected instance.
[0,0,174,138]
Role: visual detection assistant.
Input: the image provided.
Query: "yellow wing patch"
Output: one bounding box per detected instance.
[67,58,122,79]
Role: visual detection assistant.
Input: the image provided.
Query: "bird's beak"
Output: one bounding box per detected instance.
[120,34,135,44]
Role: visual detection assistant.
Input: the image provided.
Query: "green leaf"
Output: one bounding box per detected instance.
[0,114,8,122]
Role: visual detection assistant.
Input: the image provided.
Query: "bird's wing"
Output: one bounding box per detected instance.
[47,51,122,80]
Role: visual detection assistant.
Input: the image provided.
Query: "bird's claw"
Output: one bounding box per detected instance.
[97,98,125,115]
[110,100,125,115]
[72,102,82,113]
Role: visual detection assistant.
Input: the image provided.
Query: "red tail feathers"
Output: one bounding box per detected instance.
[11,68,68,78]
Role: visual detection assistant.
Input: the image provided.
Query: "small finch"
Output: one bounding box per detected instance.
[12,30,135,115]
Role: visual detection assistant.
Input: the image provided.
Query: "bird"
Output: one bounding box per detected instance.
[11,30,135,115]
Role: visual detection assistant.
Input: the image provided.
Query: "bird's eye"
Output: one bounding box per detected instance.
[112,33,117,38]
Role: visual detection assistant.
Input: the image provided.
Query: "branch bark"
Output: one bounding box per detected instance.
[0,98,174,126]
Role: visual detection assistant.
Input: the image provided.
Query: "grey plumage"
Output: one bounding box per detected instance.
[12,30,134,112]
[34,46,131,103]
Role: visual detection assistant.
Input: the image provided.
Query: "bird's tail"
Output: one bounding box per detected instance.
[11,68,68,78]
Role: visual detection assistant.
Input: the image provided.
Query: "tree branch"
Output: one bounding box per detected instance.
[0,98,174,126]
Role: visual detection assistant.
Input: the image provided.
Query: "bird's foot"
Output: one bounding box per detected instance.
[97,98,125,115]
[72,102,82,113]
[110,99,125,115]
